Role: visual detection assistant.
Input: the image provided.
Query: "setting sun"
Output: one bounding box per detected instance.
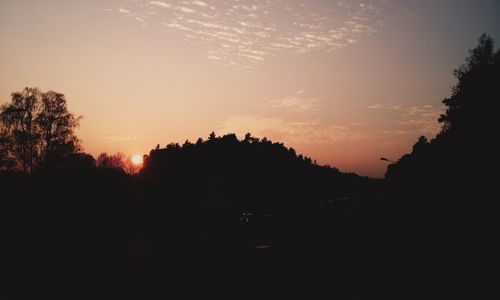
[131,154,143,165]
[0,1,495,297]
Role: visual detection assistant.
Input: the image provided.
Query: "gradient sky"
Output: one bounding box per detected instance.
[1,0,499,177]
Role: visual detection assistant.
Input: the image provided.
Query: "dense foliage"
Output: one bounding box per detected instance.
[385,34,499,195]
[140,132,372,212]
[379,35,499,294]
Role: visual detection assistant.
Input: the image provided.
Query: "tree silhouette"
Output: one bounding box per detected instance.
[0,87,81,172]
[386,34,499,188]
[138,132,371,212]
[439,34,499,137]
[381,35,499,291]
[97,152,140,175]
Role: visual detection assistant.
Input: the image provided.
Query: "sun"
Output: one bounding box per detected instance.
[131,154,143,165]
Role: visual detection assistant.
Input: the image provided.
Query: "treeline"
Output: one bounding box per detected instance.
[0,85,374,244]
[140,132,373,212]
[1,127,376,298]
[0,85,382,299]
[0,85,373,218]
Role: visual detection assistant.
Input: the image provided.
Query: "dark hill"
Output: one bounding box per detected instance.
[139,132,376,213]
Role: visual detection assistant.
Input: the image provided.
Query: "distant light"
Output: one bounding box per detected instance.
[131,154,143,165]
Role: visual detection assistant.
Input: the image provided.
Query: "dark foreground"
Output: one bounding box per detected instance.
[4,195,440,300]
[139,201,411,300]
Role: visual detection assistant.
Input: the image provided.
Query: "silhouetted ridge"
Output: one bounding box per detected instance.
[139,132,371,211]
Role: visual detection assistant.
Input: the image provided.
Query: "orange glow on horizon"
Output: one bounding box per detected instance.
[2,0,492,177]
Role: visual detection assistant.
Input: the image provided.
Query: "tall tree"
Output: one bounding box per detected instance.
[37,90,82,167]
[0,88,42,172]
[386,34,499,189]
[439,34,499,139]
[0,87,81,172]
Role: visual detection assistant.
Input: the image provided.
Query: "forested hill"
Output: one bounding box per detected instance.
[139,132,376,211]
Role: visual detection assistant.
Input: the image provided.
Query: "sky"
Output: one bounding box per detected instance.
[1,0,499,177]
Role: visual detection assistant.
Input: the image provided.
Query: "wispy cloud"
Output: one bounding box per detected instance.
[398,104,443,134]
[150,1,171,8]
[217,95,445,146]
[368,103,403,110]
[102,135,149,143]
[108,0,386,70]
[192,1,208,7]
[268,96,320,113]
[213,96,445,156]
[216,115,362,145]
[367,101,445,136]
[216,92,367,145]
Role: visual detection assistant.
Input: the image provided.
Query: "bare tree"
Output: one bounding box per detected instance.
[37,90,82,166]
[96,152,140,175]
[0,87,81,172]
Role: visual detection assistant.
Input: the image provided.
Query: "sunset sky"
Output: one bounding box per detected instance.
[1,0,499,177]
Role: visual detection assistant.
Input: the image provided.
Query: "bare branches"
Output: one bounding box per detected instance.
[0,87,81,172]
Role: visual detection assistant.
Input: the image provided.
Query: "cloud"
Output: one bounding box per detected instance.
[178,7,195,13]
[109,0,385,70]
[214,93,444,150]
[269,96,320,113]
[150,1,171,8]
[216,115,362,145]
[399,104,443,134]
[214,91,369,145]
[192,1,208,7]
[367,101,444,136]
[103,135,148,143]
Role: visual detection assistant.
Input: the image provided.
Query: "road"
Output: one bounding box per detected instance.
[129,201,413,299]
